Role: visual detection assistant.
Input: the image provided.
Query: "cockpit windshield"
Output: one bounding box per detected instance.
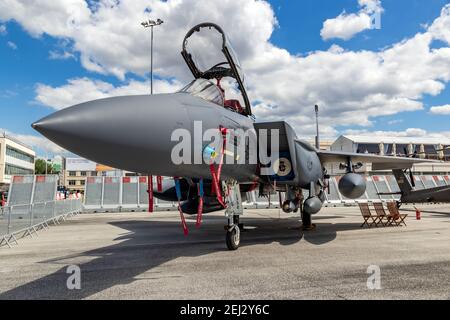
[181,23,252,116]
[179,79,224,106]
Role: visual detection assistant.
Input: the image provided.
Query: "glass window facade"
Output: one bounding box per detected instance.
[424,145,436,153]
[395,144,409,156]
[5,164,34,175]
[6,145,34,163]
[356,144,380,154]
[386,144,394,155]
[444,146,450,156]
[69,171,76,176]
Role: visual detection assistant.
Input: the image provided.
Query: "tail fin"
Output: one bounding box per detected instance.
[392,169,413,194]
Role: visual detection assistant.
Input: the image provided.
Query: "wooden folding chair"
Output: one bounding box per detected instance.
[358,203,379,228]
[372,203,389,227]
[386,202,408,226]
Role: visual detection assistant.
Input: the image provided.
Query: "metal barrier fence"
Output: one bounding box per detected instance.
[7,175,57,206]
[83,174,450,212]
[0,199,82,248]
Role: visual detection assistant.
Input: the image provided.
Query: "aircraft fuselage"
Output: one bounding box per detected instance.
[33,93,258,182]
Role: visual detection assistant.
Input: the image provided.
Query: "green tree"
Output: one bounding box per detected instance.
[35,159,56,174]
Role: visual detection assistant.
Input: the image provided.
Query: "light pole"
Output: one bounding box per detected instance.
[141,18,164,95]
[141,18,163,212]
[315,105,320,150]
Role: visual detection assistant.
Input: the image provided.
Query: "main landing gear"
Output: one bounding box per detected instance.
[301,211,316,231]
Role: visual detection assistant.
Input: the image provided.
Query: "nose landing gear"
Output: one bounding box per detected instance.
[226,223,240,251]
[223,181,243,250]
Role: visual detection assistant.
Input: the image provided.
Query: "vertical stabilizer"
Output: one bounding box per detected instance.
[392,169,413,194]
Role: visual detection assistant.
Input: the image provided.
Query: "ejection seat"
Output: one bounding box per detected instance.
[224,99,245,115]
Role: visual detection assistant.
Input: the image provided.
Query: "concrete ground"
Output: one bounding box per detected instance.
[0,205,449,300]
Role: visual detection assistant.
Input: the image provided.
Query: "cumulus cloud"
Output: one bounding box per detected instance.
[430,104,450,115]
[35,77,183,109]
[428,4,450,45]
[0,24,6,35]
[1,1,450,139]
[1,128,67,154]
[321,0,383,41]
[0,0,276,80]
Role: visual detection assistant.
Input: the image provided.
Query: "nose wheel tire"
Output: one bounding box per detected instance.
[226,225,240,250]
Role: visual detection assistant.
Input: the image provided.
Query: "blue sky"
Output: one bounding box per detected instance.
[268,0,450,133]
[0,0,449,156]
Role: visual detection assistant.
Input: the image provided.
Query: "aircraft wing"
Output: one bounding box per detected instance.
[317,150,441,171]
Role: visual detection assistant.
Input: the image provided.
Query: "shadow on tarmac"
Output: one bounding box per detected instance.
[0,215,361,299]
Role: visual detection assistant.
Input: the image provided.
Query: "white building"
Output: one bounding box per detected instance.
[64,157,127,193]
[0,133,36,189]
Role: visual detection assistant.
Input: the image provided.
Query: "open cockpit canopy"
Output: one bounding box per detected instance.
[181,22,252,116]
[179,78,224,106]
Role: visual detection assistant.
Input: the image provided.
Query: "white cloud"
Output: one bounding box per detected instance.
[430,104,450,115]
[7,41,17,50]
[1,128,67,154]
[345,128,450,139]
[0,24,6,35]
[49,50,75,60]
[321,0,383,41]
[428,4,450,45]
[0,0,276,80]
[35,77,183,110]
[1,1,449,139]
[387,119,403,125]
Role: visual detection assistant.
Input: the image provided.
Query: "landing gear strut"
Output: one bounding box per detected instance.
[301,211,315,231]
[224,181,243,250]
[226,215,240,250]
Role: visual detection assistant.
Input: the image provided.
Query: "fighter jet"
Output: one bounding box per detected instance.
[387,169,450,205]
[32,23,437,250]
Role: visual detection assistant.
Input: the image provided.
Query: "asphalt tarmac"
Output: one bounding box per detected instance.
[0,205,449,300]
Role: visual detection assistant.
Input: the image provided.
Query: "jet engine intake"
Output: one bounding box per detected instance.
[153,178,192,202]
[181,197,224,215]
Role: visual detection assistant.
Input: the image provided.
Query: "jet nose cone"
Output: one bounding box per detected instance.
[32,104,81,138]
[31,118,52,132]
[31,94,191,173]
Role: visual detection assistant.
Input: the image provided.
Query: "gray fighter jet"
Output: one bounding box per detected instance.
[32,23,437,250]
[388,169,450,205]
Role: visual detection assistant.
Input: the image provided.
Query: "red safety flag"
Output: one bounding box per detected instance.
[209,164,226,208]
[178,204,189,236]
[148,175,154,213]
[209,127,228,208]
[196,197,203,227]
